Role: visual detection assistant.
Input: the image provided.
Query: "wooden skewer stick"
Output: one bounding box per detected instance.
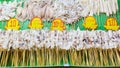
[114,48,120,65]
[49,48,52,66]
[78,50,82,65]
[99,48,103,66]
[36,48,40,66]
[11,49,15,66]
[82,49,86,65]
[0,49,6,66]
[0,48,3,66]
[15,49,19,66]
[94,48,100,66]
[56,47,60,65]
[22,49,25,66]
[89,48,94,66]
[109,49,115,66]
[85,49,89,66]
[42,47,45,66]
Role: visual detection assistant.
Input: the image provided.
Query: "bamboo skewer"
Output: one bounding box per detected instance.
[44,47,47,66]
[49,48,52,66]
[39,48,42,66]
[36,48,40,66]
[83,49,86,65]
[0,49,2,66]
[56,47,60,65]
[52,48,55,65]
[40,48,43,66]
[100,48,103,66]
[54,47,56,65]
[65,50,69,65]
[104,49,109,66]
[74,50,78,65]
[70,49,75,65]
[88,48,93,66]
[3,50,7,66]
[33,48,36,66]
[15,49,18,66]
[113,48,118,65]
[78,50,82,65]
[85,49,89,66]
[42,47,45,66]
[46,48,49,65]
[0,48,120,67]
[0,49,2,61]
[116,48,120,65]
[0,49,7,66]
[11,49,14,66]
[115,48,120,65]
[76,51,80,66]
[9,49,13,66]
[22,49,25,66]
[108,49,114,66]
[30,49,33,66]
[94,48,100,66]
[26,50,30,66]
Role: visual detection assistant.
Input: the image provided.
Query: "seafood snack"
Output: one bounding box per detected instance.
[0,0,120,67]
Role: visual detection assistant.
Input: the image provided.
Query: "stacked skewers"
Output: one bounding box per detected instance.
[0,0,120,67]
[0,30,120,66]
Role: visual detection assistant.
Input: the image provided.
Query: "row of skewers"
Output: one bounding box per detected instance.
[0,45,120,66]
[0,0,119,24]
[0,29,120,66]
[0,29,120,50]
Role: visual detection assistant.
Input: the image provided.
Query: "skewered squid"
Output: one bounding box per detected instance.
[16,0,54,22]
[0,0,17,21]
[15,0,119,24]
[0,29,120,50]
